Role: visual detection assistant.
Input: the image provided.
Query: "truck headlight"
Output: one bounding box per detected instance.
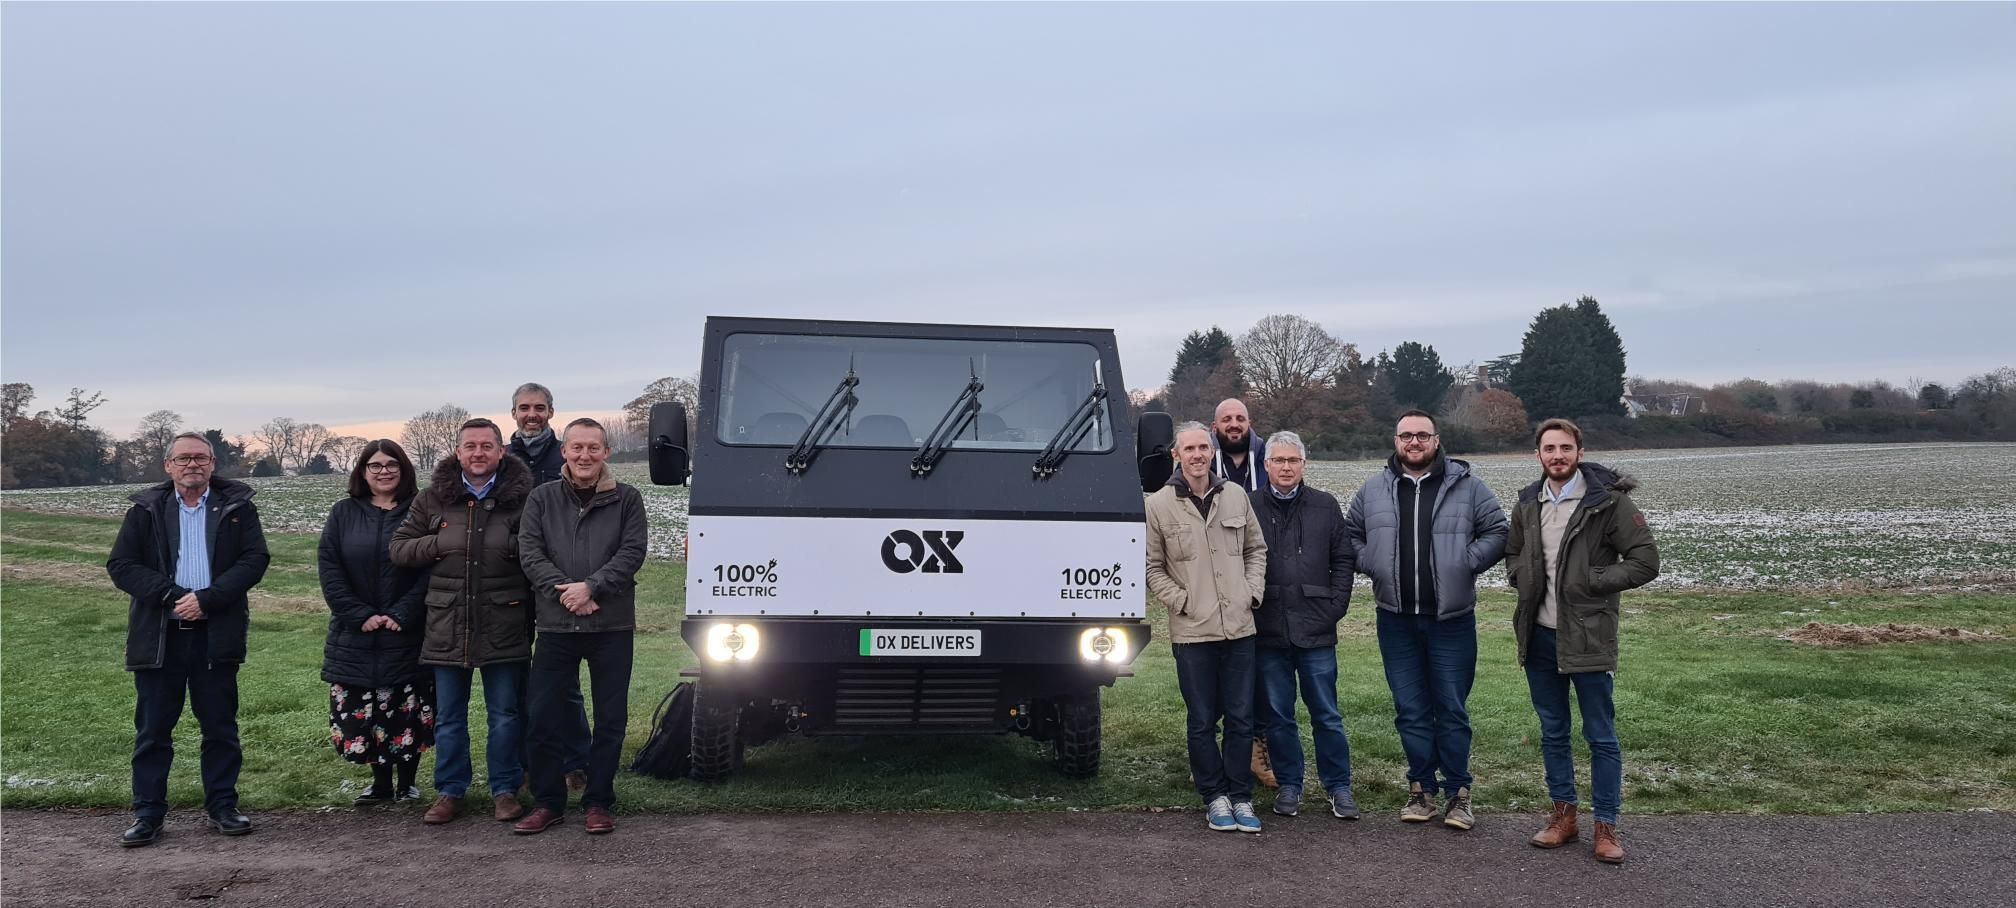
[704,622,762,663]
[1078,627,1131,664]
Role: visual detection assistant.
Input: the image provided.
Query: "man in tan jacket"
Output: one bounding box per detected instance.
[1147,421,1269,833]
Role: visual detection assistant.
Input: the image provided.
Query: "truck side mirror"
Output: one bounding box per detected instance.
[1135,410,1173,494]
[649,402,691,486]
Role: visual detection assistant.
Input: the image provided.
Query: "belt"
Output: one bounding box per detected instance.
[174,620,206,631]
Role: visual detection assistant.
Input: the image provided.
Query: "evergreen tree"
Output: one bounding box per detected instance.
[1168,327,1237,385]
[1386,341,1455,414]
[1509,296,1627,419]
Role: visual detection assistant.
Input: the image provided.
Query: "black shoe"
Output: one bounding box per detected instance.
[207,809,253,836]
[120,818,163,848]
[393,785,424,803]
[353,785,395,806]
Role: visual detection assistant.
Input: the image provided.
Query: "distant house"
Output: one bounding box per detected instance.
[1621,390,1707,418]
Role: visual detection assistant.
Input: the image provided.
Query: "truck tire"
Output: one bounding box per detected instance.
[690,678,745,783]
[1052,691,1102,779]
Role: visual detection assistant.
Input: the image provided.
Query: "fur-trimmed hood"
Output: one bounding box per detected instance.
[425,452,534,508]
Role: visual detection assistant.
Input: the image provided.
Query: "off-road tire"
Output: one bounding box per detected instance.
[1052,691,1102,779]
[690,679,745,783]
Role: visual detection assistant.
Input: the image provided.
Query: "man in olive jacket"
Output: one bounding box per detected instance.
[1146,422,1269,834]
[512,418,649,836]
[106,433,270,847]
[1506,418,1658,865]
[1246,430,1358,821]
[390,418,535,825]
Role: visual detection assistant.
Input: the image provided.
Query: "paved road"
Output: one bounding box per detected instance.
[2,808,2009,907]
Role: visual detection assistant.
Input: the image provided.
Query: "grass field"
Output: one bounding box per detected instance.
[4,494,2013,816]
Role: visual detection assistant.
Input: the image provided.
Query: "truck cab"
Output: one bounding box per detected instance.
[650,316,1172,781]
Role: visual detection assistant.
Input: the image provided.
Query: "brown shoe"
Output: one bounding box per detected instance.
[1593,821,1626,864]
[1250,740,1278,789]
[584,805,615,835]
[492,793,527,822]
[512,807,564,835]
[422,796,462,825]
[1530,801,1579,848]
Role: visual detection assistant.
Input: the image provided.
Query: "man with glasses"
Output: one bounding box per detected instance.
[107,433,271,847]
[1343,410,1507,830]
[1247,431,1359,820]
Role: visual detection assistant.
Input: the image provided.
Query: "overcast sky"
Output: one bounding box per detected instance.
[5,2,2013,439]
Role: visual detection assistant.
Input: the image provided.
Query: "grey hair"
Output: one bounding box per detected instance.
[1266,430,1306,458]
[165,431,214,459]
[1173,420,1210,439]
[511,382,554,408]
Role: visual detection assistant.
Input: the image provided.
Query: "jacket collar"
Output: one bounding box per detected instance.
[1517,461,1635,507]
[427,452,534,507]
[129,476,256,510]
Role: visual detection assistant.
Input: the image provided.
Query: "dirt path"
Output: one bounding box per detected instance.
[3,808,2008,907]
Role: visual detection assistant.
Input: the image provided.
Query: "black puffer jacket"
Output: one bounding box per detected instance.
[1248,484,1355,648]
[319,497,430,687]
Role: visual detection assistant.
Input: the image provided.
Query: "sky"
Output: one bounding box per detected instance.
[5,2,2013,440]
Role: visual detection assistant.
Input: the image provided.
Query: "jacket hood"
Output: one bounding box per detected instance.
[1385,451,1469,482]
[1165,469,1228,496]
[425,452,534,508]
[1517,460,1638,505]
[128,475,257,508]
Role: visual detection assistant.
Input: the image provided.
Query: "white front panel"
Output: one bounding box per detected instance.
[686,515,1145,619]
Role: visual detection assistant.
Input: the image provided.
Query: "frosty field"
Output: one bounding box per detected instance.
[7,443,2011,590]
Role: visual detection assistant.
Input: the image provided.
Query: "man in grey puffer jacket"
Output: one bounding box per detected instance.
[1343,409,1508,830]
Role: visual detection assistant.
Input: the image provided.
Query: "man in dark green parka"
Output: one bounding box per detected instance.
[1505,418,1658,865]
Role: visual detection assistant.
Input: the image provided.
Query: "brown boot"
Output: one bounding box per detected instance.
[1593,821,1625,864]
[1530,801,1579,848]
[1251,740,1278,789]
[492,793,527,822]
[422,796,462,825]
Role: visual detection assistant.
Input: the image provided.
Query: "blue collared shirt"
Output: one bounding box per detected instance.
[462,471,498,500]
[173,487,212,592]
[1269,482,1301,501]
[1540,470,1584,505]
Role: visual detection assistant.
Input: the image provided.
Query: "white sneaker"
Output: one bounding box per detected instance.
[1232,800,1262,834]
[1206,796,1236,832]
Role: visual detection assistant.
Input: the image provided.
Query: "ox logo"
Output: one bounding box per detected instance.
[881,529,965,574]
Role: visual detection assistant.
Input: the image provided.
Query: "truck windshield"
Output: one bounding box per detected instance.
[717,333,1112,453]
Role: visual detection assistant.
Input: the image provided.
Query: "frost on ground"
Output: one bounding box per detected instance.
[1778,622,2007,647]
[6,443,2013,590]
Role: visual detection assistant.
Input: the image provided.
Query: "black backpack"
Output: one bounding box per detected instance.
[628,682,694,780]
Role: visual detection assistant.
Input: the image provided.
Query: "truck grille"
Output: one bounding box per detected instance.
[831,666,1002,731]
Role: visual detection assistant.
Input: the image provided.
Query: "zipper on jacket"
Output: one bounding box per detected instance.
[1551,499,1604,673]
[464,499,476,668]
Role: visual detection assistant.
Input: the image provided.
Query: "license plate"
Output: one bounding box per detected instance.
[859,629,982,657]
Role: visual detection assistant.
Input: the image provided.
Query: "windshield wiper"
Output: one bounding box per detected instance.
[911,364,984,477]
[784,364,861,475]
[1031,383,1107,478]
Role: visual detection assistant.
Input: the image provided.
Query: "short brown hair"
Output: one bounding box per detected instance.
[562,417,607,446]
[460,417,505,447]
[1534,418,1582,448]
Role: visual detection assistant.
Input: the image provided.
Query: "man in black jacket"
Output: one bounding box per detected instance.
[1247,431,1357,820]
[505,381,590,793]
[106,433,271,847]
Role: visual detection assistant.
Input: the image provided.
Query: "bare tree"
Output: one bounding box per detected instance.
[251,417,306,473]
[1,383,33,430]
[53,388,108,428]
[129,410,184,471]
[602,415,642,454]
[1236,314,1344,400]
[401,404,471,468]
[324,435,371,472]
[624,375,700,438]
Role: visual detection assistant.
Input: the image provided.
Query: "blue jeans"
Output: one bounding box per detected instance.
[1172,637,1256,805]
[1525,625,1622,824]
[1256,644,1352,792]
[1375,609,1476,797]
[432,663,527,799]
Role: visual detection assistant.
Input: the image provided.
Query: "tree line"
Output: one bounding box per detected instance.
[1138,297,2016,457]
[0,375,700,489]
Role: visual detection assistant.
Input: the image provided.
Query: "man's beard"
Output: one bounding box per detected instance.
[1545,460,1579,481]
[1399,446,1438,471]
[1216,428,1246,451]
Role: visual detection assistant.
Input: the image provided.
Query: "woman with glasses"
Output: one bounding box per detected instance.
[318,439,435,804]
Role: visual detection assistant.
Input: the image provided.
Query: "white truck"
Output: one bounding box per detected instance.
[649,316,1173,781]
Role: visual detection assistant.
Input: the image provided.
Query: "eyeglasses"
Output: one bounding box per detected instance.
[1395,432,1438,443]
[168,455,213,466]
[1266,457,1305,465]
[364,463,402,474]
